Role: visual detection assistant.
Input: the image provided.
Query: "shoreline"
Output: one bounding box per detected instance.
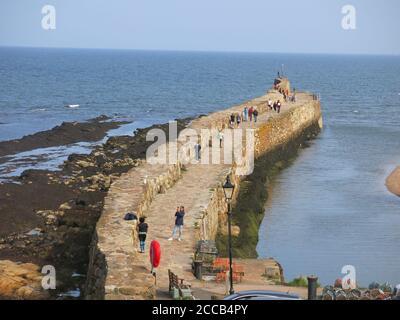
[0,117,191,299]
[386,166,400,197]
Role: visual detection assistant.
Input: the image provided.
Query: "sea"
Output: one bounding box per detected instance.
[1,47,399,287]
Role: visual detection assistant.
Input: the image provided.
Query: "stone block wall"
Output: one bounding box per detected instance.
[195,96,322,244]
[255,98,322,158]
[85,162,182,300]
[84,89,322,299]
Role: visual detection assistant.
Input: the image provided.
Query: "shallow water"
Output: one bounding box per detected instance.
[0,118,154,181]
[255,54,400,287]
[257,124,400,287]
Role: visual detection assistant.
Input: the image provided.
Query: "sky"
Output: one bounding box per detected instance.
[0,0,399,55]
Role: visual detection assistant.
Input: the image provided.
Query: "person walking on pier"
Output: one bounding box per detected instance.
[243,106,248,122]
[253,108,259,122]
[276,100,281,113]
[217,129,224,148]
[137,217,148,253]
[236,113,241,127]
[248,106,254,122]
[268,100,273,110]
[169,206,185,241]
[290,88,297,102]
[229,113,235,128]
[194,142,201,161]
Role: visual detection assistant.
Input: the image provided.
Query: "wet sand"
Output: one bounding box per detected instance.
[386,166,400,197]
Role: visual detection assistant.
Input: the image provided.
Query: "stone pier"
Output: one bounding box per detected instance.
[85,82,322,300]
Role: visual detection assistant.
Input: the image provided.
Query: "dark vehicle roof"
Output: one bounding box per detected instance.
[223,290,301,300]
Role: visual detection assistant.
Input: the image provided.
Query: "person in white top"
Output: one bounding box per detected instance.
[217,130,224,148]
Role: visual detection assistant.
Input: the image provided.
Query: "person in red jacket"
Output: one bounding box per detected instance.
[248,106,254,122]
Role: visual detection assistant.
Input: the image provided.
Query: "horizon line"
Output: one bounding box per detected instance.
[0,44,399,57]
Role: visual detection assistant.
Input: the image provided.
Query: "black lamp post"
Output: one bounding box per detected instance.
[222,175,235,295]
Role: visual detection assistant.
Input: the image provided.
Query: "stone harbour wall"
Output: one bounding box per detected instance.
[195,95,322,245]
[192,169,241,242]
[254,97,322,158]
[84,88,322,299]
[85,161,182,300]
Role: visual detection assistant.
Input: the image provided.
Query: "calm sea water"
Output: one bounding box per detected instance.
[255,54,400,287]
[1,48,399,286]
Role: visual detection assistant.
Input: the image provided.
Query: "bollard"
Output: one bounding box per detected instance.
[307,275,318,300]
[193,260,203,280]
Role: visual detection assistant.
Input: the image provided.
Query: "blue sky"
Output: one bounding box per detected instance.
[0,0,399,54]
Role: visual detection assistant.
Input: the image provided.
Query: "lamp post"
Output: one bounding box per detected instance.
[222,175,235,295]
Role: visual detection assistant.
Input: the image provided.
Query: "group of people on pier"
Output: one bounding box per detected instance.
[275,85,296,103]
[268,99,282,114]
[229,105,259,128]
[227,91,294,128]
[284,88,297,103]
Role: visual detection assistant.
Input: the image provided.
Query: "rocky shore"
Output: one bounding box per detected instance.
[0,260,50,300]
[0,117,191,299]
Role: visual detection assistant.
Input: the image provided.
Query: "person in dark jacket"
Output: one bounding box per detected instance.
[194,142,201,161]
[253,108,259,122]
[168,206,185,241]
[277,100,281,113]
[236,113,241,127]
[137,217,148,253]
[229,113,235,128]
